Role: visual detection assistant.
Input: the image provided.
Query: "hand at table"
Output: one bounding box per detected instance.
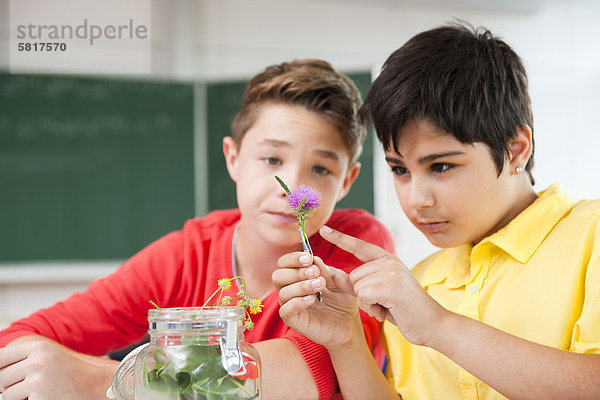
[0,338,115,400]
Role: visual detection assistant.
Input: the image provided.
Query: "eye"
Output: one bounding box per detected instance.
[264,157,281,166]
[431,163,454,173]
[390,165,408,176]
[312,165,330,176]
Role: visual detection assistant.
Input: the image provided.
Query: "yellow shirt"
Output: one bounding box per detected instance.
[383,183,600,400]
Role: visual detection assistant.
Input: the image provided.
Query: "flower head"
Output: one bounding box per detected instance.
[200,275,262,330]
[275,176,322,256]
[288,185,321,215]
[248,299,264,315]
[218,278,232,290]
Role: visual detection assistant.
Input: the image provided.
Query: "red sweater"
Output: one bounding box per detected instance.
[0,209,394,398]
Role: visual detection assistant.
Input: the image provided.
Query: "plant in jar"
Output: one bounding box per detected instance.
[142,277,262,399]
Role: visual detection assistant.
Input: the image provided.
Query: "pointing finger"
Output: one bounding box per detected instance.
[319,226,390,263]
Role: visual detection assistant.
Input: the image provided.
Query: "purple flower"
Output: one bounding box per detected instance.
[274,176,321,259]
[288,185,321,214]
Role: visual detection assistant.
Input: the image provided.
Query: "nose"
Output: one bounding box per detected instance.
[276,169,304,197]
[405,177,435,210]
[276,180,289,197]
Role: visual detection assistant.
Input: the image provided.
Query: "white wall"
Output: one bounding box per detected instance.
[1,0,599,325]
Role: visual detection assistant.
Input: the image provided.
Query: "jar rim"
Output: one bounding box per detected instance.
[148,306,244,326]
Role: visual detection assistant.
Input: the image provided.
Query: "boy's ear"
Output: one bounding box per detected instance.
[222,136,239,182]
[336,162,361,202]
[508,125,533,172]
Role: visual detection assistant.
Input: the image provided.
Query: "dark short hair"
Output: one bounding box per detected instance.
[232,59,366,163]
[359,23,535,183]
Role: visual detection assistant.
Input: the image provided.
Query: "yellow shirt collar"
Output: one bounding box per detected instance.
[418,183,574,288]
[483,183,574,263]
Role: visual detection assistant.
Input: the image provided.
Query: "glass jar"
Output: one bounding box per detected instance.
[107,306,261,400]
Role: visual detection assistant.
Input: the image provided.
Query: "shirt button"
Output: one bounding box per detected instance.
[467,283,479,293]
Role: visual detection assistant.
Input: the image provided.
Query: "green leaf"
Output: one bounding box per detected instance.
[275,176,291,195]
[296,197,307,215]
[143,344,256,399]
[176,371,192,392]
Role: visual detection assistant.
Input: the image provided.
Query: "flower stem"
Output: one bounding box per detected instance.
[300,226,312,256]
[231,376,255,396]
[201,288,221,309]
[149,300,162,310]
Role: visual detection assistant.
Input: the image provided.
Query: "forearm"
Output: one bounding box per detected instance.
[431,311,600,399]
[8,334,118,367]
[253,338,318,400]
[328,317,399,400]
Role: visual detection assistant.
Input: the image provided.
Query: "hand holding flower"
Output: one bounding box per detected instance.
[273,251,362,351]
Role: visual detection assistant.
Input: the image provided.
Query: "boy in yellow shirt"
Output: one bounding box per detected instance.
[274,24,600,399]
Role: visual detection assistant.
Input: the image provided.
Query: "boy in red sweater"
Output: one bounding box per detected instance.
[0,59,394,399]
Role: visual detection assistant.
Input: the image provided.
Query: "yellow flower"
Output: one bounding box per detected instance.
[218,278,232,290]
[201,276,259,330]
[248,299,263,315]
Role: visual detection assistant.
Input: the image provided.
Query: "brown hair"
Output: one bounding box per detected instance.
[231,59,366,163]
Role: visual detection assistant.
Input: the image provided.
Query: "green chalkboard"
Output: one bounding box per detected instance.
[0,74,195,261]
[206,72,374,213]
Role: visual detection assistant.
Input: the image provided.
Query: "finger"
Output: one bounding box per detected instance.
[0,346,28,369]
[273,251,319,291]
[349,256,405,285]
[277,251,313,269]
[279,296,316,323]
[311,256,357,297]
[277,277,325,306]
[319,226,390,263]
[331,272,356,296]
[357,301,387,323]
[353,273,404,323]
[272,264,321,291]
[312,257,334,285]
[318,259,355,297]
[0,378,29,400]
[0,362,27,398]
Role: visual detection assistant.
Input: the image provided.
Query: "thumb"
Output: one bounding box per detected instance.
[313,257,355,296]
[358,302,387,323]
